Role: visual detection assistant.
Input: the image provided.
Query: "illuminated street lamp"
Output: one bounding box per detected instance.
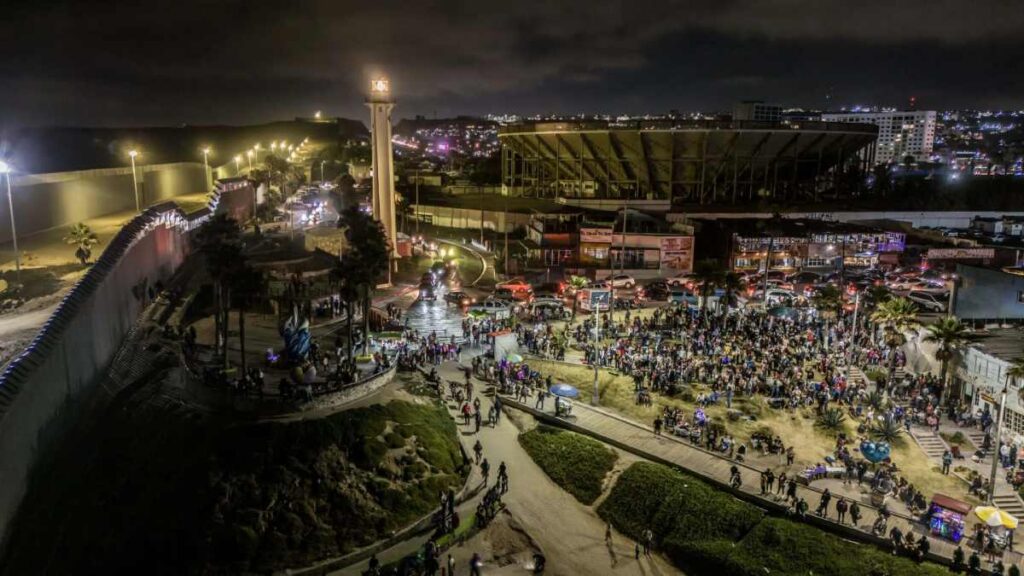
[246,150,254,172]
[128,150,141,212]
[271,141,278,152]
[314,111,322,120]
[0,161,20,281]
[234,155,242,173]
[320,160,326,182]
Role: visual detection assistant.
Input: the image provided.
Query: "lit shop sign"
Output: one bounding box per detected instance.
[926,248,995,260]
[580,228,613,243]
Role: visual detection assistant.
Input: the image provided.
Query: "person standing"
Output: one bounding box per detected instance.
[470,552,482,576]
[850,500,862,527]
[653,417,662,436]
[765,468,775,493]
[474,410,482,433]
[942,449,953,475]
[642,527,653,556]
[605,522,613,546]
[448,553,455,576]
[776,472,787,497]
[836,497,848,524]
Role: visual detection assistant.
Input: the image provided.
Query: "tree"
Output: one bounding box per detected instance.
[923,318,977,405]
[719,271,745,313]
[870,297,921,381]
[691,259,723,313]
[339,205,389,355]
[568,275,589,320]
[227,263,266,377]
[865,284,892,308]
[63,222,98,265]
[196,214,243,364]
[811,284,843,318]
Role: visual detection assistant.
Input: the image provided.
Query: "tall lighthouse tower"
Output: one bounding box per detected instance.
[367,77,398,269]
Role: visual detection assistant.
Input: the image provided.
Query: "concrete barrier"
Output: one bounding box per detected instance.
[0,181,254,550]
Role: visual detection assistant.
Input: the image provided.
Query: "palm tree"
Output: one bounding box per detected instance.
[870,297,921,381]
[568,275,588,320]
[719,271,745,313]
[196,214,242,363]
[811,284,843,317]
[865,284,892,307]
[339,205,389,355]
[228,264,265,377]
[63,222,98,265]
[692,259,723,313]
[923,318,976,405]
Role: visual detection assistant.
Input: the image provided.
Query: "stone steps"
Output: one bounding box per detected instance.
[911,429,948,459]
[992,493,1024,519]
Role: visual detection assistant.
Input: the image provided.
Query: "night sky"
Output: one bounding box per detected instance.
[1,0,1022,127]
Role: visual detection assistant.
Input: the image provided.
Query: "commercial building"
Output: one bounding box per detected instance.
[952,264,1024,321]
[821,110,936,165]
[732,101,783,122]
[727,218,906,273]
[499,119,877,207]
[954,329,1024,439]
[520,207,695,277]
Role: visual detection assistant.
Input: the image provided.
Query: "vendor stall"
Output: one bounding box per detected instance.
[929,493,971,543]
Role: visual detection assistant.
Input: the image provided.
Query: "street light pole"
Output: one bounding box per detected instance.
[0,163,20,282]
[988,377,1009,504]
[202,147,211,190]
[129,150,141,212]
[415,169,420,236]
[320,160,326,182]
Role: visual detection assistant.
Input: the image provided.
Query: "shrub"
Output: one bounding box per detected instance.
[599,462,948,576]
[870,419,903,443]
[518,426,618,504]
[384,432,406,449]
[815,407,847,432]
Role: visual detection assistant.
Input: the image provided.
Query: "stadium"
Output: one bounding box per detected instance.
[499,119,878,207]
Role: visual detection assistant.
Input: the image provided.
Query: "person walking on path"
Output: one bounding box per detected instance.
[474,410,482,433]
[470,552,482,576]
[653,417,662,436]
[850,500,862,527]
[498,461,509,494]
[942,449,953,475]
[480,458,490,486]
[642,528,653,556]
[816,488,832,518]
[535,389,546,410]
[448,554,455,576]
[473,439,483,464]
[493,395,502,422]
[605,522,613,546]
[786,477,798,504]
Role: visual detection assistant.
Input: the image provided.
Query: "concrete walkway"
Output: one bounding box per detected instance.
[501,392,1023,571]
[333,354,679,576]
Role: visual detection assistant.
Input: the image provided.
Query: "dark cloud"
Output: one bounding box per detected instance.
[0,0,1020,126]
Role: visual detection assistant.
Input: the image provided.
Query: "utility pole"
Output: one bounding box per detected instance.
[415,169,420,237]
[988,376,1009,504]
[479,185,485,245]
[503,190,509,277]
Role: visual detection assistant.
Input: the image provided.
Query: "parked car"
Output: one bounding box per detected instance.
[668,289,698,305]
[533,282,566,299]
[907,290,947,312]
[494,287,532,302]
[469,298,511,319]
[497,278,533,293]
[641,281,670,300]
[530,300,571,319]
[604,274,637,289]
[444,291,473,306]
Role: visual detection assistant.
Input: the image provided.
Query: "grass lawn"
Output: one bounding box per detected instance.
[524,358,976,504]
[518,425,618,505]
[600,462,949,576]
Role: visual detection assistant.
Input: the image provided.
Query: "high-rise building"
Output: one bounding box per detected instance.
[732,101,782,123]
[821,110,936,164]
[367,77,398,270]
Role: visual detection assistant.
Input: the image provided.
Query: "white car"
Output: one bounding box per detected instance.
[604,274,637,289]
[531,296,565,307]
[469,299,511,319]
[530,300,571,319]
[667,273,698,288]
[752,288,798,306]
[907,290,947,312]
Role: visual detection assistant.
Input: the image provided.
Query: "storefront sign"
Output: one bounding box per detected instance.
[926,248,995,260]
[580,228,613,243]
[660,236,694,272]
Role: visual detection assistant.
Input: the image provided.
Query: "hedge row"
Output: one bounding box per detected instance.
[518,426,618,505]
[599,462,949,576]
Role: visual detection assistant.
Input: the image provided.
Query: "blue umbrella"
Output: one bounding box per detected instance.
[549,383,579,398]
